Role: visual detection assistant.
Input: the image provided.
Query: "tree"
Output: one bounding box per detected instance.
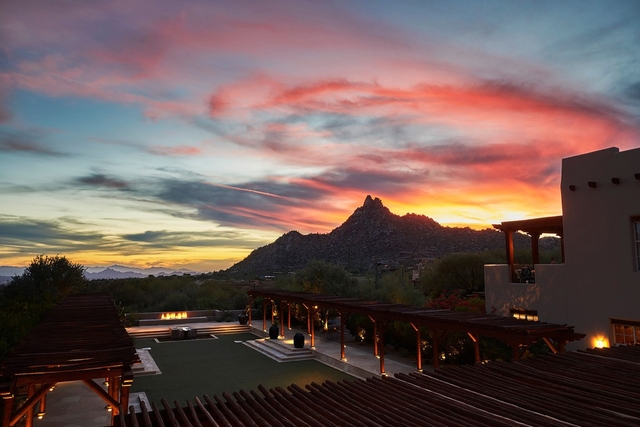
[0,255,87,362]
[420,253,487,298]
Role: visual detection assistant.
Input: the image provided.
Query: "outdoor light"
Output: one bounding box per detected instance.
[36,412,45,419]
[48,385,55,392]
[105,405,112,412]
[341,357,348,362]
[595,338,605,349]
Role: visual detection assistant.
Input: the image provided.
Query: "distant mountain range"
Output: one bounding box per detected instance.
[0,264,200,284]
[226,195,559,277]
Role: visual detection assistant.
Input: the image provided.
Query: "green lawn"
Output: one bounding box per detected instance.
[131,333,356,406]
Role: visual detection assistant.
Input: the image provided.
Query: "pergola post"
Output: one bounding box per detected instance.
[120,370,133,416]
[505,230,515,280]
[411,323,422,372]
[8,384,53,427]
[2,392,14,427]
[339,312,350,361]
[248,296,253,326]
[262,298,267,332]
[310,306,317,349]
[279,300,285,338]
[303,304,310,335]
[287,303,291,330]
[369,316,378,357]
[25,385,35,427]
[467,332,481,363]
[379,320,387,376]
[531,231,541,265]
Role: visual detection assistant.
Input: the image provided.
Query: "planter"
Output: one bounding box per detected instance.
[294,332,305,348]
[269,324,279,339]
[238,313,248,325]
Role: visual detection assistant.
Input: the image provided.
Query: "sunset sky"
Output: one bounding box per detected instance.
[1,1,639,272]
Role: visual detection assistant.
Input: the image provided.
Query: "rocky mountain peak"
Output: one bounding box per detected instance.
[225,196,556,276]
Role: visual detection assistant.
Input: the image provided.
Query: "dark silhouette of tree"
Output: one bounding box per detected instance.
[0,255,86,361]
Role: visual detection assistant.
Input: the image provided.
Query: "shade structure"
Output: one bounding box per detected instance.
[247,288,584,373]
[0,293,140,427]
[115,345,640,426]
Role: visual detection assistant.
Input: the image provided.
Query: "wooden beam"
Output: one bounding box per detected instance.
[542,337,558,354]
[82,379,120,412]
[9,384,53,427]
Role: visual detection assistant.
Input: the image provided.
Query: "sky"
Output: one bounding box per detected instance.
[1,1,640,272]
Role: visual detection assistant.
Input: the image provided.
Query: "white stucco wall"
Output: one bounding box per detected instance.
[485,147,640,350]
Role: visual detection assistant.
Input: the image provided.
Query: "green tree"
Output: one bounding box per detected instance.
[420,253,488,298]
[3,255,86,301]
[289,260,356,296]
[0,255,86,362]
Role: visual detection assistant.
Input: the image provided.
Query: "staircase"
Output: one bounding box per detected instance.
[244,338,315,362]
[127,322,251,340]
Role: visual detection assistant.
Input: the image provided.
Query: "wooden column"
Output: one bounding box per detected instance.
[287,303,291,330]
[505,230,515,281]
[379,321,387,376]
[411,323,422,372]
[3,393,14,427]
[8,384,53,427]
[467,332,481,363]
[339,312,350,361]
[248,296,253,326]
[262,298,267,331]
[120,370,133,416]
[369,316,378,357]
[531,232,541,265]
[37,391,46,419]
[310,306,317,349]
[303,304,310,335]
[279,300,285,338]
[25,385,35,427]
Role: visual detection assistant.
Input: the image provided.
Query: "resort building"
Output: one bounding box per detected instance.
[485,146,640,350]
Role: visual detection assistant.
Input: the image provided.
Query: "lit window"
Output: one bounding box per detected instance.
[612,319,640,345]
[510,308,538,322]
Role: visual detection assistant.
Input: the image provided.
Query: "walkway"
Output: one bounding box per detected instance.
[34,321,418,427]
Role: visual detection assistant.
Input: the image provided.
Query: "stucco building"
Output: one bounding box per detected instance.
[485,146,640,350]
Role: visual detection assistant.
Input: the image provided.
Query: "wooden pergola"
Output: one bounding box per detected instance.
[493,215,564,278]
[0,293,140,427]
[247,288,584,374]
[115,345,640,426]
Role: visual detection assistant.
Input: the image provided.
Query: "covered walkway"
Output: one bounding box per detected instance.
[247,288,584,374]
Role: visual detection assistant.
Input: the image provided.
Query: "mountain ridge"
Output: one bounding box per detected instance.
[226,195,554,276]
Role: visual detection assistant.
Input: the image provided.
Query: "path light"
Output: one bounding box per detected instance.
[36,411,45,419]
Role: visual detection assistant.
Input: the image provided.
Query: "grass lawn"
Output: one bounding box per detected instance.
[131,333,356,406]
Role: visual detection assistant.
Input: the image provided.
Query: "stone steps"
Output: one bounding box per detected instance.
[128,323,251,339]
[244,338,315,362]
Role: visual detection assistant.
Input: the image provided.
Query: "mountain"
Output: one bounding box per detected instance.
[0,265,200,283]
[84,265,200,280]
[226,195,557,276]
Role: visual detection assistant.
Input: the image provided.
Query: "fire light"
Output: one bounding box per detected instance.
[161,312,188,320]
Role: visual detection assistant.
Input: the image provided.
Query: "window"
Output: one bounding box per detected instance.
[634,220,640,271]
[612,319,640,345]
[510,308,538,322]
